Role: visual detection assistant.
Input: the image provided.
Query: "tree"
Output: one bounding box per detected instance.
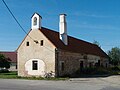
[0,54,11,69]
[108,47,120,66]
[93,40,101,47]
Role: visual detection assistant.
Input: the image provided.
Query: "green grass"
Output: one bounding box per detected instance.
[0,71,68,80]
[0,71,17,79]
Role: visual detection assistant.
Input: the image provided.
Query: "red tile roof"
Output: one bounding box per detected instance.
[40,27,108,58]
[0,52,17,63]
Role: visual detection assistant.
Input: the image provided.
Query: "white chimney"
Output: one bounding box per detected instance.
[59,14,68,45]
[31,13,42,30]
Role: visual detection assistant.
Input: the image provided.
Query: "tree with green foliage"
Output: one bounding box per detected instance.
[108,47,120,66]
[0,54,11,69]
[93,40,101,47]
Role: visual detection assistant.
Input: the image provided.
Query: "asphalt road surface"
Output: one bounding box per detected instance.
[0,78,120,90]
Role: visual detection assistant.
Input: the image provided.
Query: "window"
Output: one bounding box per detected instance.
[98,60,100,66]
[89,62,93,68]
[60,61,64,71]
[41,40,43,46]
[106,63,108,68]
[95,60,101,67]
[32,61,38,70]
[16,65,17,69]
[80,61,83,71]
[33,17,37,26]
[83,55,87,59]
[26,42,29,46]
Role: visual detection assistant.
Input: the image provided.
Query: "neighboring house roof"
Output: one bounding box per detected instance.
[40,27,108,58]
[0,52,17,63]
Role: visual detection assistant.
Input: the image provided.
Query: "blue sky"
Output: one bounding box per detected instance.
[0,0,120,52]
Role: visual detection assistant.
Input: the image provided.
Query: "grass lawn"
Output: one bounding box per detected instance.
[0,71,68,80]
[0,71,18,79]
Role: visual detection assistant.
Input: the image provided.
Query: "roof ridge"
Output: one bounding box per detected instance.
[41,27,98,47]
[39,27,108,58]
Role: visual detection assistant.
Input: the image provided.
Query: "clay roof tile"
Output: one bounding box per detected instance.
[39,27,108,58]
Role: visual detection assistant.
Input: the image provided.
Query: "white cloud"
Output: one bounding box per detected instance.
[72,12,119,18]
[77,24,120,30]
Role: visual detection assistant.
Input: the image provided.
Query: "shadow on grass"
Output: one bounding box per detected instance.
[62,67,120,78]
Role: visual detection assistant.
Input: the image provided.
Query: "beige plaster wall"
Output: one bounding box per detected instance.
[17,29,56,77]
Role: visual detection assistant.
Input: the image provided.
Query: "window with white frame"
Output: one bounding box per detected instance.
[32,61,38,70]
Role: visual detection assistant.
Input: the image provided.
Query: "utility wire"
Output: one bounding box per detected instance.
[3,0,116,52]
[43,46,55,53]
[2,0,55,53]
[2,0,33,40]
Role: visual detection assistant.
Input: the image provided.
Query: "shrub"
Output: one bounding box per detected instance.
[0,69,9,73]
[110,66,120,71]
[75,67,114,76]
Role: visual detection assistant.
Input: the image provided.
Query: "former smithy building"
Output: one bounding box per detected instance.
[17,13,109,77]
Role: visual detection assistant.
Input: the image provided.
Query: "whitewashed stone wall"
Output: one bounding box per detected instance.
[17,29,56,77]
[57,50,108,77]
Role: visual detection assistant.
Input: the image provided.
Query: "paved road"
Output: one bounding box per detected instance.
[0,77,120,90]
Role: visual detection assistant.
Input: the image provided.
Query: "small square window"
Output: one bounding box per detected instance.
[32,61,38,70]
[26,42,29,46]
[41,40,43,46]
